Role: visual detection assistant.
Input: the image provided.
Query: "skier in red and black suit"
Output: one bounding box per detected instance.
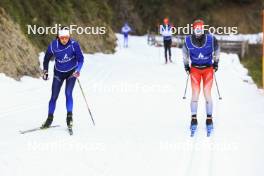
[182,19,220,134]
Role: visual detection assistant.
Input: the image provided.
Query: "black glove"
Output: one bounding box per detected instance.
[184,65,190,74]
[213,62,218,72]
[42,70,48,80]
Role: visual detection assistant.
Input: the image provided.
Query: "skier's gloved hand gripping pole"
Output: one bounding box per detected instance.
[42,70,48,80]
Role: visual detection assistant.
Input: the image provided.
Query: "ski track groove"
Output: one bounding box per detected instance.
[184,87,221,176]
[184,129,199,176]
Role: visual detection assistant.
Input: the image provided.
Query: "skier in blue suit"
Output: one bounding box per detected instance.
[121,23,132,48]
[41,27,84,129]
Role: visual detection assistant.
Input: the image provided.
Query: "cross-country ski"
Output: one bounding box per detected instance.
[19,125,60,134]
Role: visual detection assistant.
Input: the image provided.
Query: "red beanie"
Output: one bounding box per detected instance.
[193,19,204,30]
[163,18,169,25]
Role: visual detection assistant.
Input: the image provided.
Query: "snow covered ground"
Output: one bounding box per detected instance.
[0,34,264,176]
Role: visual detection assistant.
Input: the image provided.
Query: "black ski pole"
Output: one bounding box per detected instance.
[183,73,189,99]
[77,78,95,126]
[214,72,222,100]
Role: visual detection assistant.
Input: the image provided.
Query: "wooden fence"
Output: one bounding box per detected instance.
[148,34,249,58]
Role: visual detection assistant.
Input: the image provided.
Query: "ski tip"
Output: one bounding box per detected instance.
[190,129,197,137]
[19,125,60,135]
[52,125,60,128]
[19,131,25,134]
[207,132,212,137]
[190,125,197,130]
[206,126,213,137]
[68,128,73,135]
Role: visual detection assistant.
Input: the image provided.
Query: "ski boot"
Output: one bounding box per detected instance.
[165,56,168,64]
[190,117,198,137]
[206,118,213,137]
[66,112,73,135]
[41,114,54,129]
[169,56,173,63]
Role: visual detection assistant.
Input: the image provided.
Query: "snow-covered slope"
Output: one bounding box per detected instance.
[0,34,264,176]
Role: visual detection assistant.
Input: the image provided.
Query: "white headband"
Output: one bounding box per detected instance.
[58,29,70,37]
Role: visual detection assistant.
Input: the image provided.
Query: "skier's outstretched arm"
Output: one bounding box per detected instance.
[182,42,190,74]
[159,25,164,36]
[213,36,220,72]
[42,43,54,80]
[73,42,84,75]
[213,37,220,63]
[43,44,53,71]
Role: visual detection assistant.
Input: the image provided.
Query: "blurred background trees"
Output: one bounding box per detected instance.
[0,0,263,80]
